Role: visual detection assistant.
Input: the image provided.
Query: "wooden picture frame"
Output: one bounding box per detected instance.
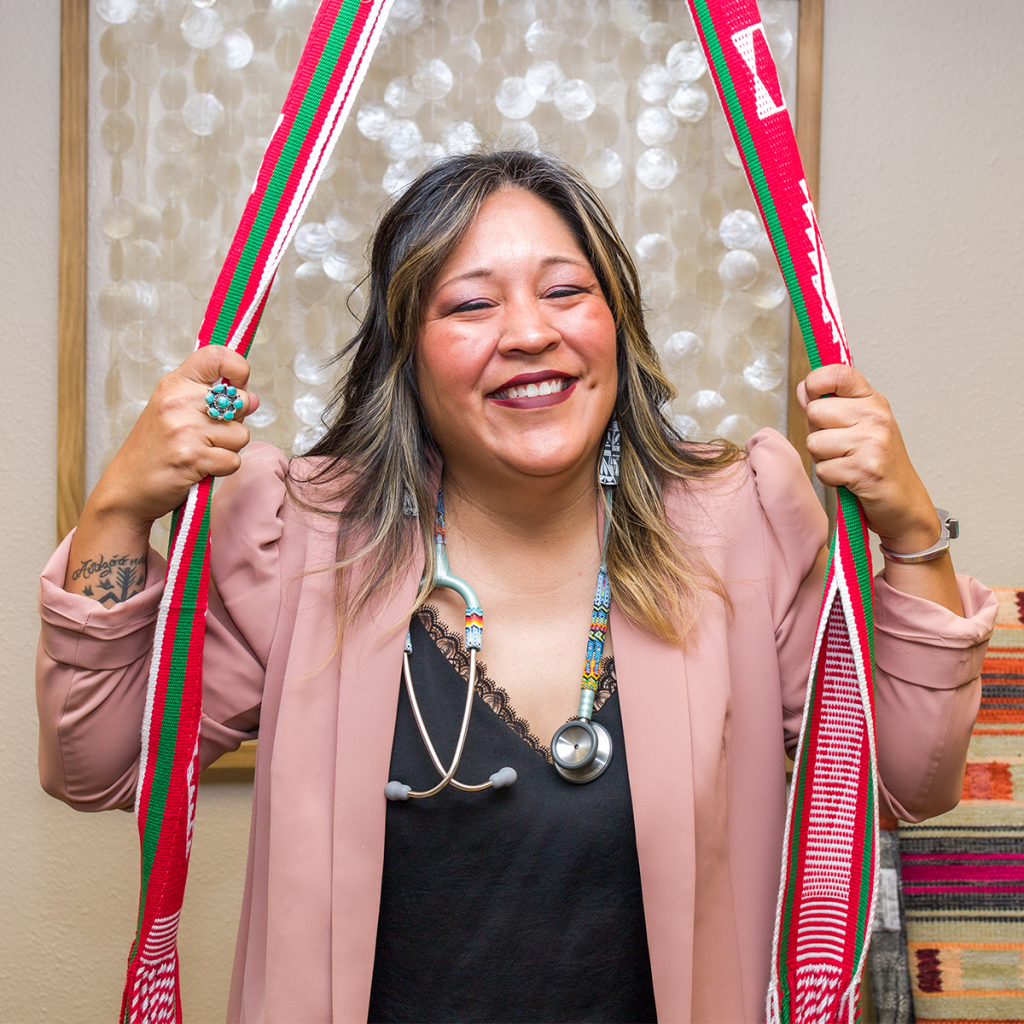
[57,0,826,776]
[58,0,89,546]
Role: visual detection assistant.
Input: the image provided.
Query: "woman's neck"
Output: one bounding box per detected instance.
[438,462,604,580]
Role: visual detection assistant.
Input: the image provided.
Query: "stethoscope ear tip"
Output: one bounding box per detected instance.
[489,767,517,789]
[385,781,412,801]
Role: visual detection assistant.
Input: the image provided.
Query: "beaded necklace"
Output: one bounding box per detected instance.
[432,481,613,726]
[389,423,619,798]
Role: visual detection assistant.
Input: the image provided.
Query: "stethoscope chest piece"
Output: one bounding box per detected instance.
[551,719,613,784]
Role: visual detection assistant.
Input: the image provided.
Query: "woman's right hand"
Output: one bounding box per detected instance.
[63,346,257,601]
[93,346,258,531]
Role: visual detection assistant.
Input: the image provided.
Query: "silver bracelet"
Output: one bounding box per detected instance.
[879,508,960,564]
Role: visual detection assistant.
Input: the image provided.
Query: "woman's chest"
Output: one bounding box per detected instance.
[427,577,614,749]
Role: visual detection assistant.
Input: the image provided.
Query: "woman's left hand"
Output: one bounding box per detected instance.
[798,364,943,555]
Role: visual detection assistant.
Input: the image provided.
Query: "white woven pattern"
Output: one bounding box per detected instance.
[140,911,181,964]
[793,963,844,1024]
[790,600,865,1023]
[127,913,181,1024]
[799,179,850,366]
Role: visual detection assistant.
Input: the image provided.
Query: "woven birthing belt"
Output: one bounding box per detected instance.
[125,2,877,1021]
[686,2,879,1022]
[122,3,395,1021]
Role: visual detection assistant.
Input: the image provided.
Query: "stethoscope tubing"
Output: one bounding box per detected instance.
[401,647,495,795]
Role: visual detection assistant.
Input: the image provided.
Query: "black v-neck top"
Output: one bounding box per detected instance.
[368,609,658,1024]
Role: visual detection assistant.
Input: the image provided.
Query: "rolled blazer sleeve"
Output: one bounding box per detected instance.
[36,443,290,811]
[747,429,995,825]
[871,574,994,821]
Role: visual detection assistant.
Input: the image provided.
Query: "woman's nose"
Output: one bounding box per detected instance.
[498,297,561,354]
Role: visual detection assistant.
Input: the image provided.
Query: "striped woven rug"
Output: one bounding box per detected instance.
[899,587,1024,1023]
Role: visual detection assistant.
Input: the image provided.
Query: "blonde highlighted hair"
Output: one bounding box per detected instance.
[295,150,743,645]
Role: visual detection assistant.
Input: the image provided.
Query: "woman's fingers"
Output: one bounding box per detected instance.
[801,365,894,489]
[205,416,251,451]
[180,344,252,391]
[170,345,259,426]
[799,363,940,551]
[803,363,874,404]
[97,350,260,526]
[806,426,892,500]
[190,443,244,481]
[799,365,897,487]
[802,366,890,431]
[805,432,886,490]
[805,396,886,433]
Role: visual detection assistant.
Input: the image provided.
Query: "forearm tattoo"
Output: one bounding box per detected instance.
[71,554,147,606]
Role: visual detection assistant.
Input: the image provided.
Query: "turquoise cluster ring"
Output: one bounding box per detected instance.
[205,382,244,421]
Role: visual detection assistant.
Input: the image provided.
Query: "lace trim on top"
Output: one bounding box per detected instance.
[416,604,617,764]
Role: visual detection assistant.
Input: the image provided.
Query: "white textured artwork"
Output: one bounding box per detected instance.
[88,0,799,488]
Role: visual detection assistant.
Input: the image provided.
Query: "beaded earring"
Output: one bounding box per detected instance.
[599,419,620,487]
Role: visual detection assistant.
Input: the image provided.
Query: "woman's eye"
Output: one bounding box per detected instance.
[546,286,584,299]
[450,299,492,313]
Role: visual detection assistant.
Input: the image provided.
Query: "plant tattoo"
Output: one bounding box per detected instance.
[73,554,147,606]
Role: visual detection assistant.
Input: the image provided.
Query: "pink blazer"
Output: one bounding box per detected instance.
[37,430,995,1023]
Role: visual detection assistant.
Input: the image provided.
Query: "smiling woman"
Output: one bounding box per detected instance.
[300,153,747,654]
[37,150,996,1023]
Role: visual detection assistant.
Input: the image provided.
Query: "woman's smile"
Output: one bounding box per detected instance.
[488,373,577,407]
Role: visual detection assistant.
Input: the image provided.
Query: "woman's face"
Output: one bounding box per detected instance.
[416,188,618,492]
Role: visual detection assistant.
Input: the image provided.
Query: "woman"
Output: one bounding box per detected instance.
[38,152,994,1023]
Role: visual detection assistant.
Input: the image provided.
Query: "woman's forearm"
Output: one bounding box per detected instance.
[879,550,964,617]
[63,498,151,604]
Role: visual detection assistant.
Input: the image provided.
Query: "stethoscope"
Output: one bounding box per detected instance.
[384,473,617,802]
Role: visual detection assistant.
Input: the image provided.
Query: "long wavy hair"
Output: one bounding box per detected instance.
[295,150,743,645]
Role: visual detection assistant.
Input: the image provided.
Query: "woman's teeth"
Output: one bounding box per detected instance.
[493,378,569,400]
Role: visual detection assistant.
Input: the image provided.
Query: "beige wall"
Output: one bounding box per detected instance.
[2,2,1022,1022]
[819,1,1024,585]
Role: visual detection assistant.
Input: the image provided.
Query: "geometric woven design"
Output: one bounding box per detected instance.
[122,4,394,1020]
[866,828,916,1023]
[900,588,1024,1024]
[786,601,873,1024]
[684,3,879,1020]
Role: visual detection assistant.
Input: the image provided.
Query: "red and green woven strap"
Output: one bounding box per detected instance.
[684,3,879,1022]
[122,3,394,1021]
